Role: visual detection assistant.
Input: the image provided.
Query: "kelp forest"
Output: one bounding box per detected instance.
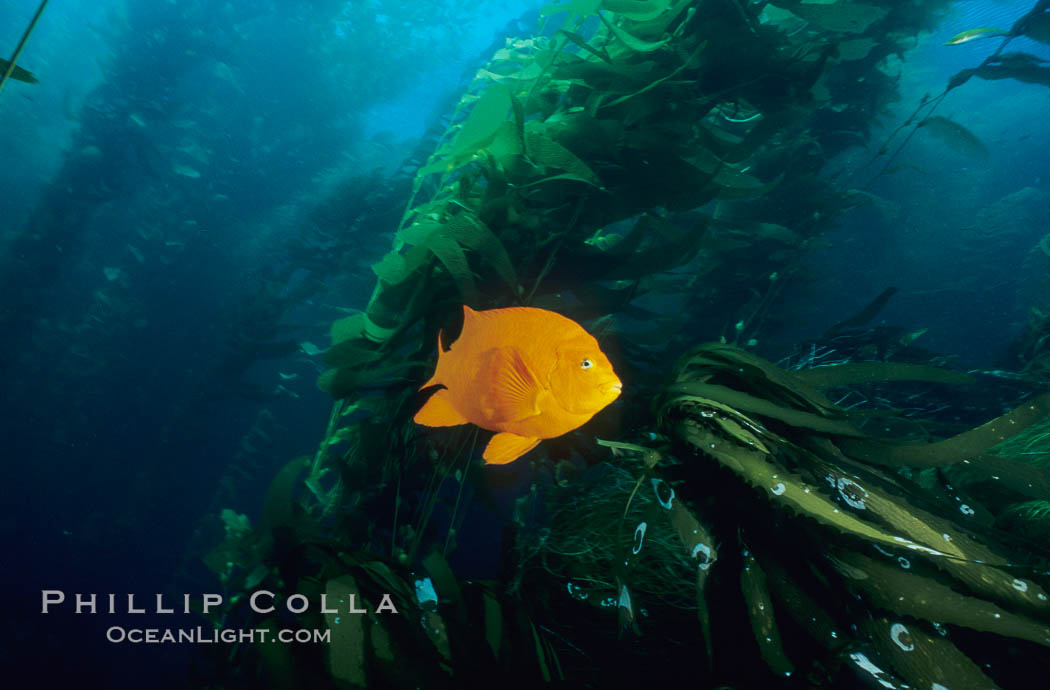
[199,1,1050,688]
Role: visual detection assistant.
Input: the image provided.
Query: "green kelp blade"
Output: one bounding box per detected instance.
[420,85,513,175]
[862,616,1005,690]
[740,550,794,677]
[839,393,1050,467]
[673,420,950,557]
[442,213,518,291]
[796,362,975,389]
[832,550,1050,648]
[945,27,1009,45]
[0,58,37,83]
[666,497,716,663]
[598,11,670,53]
[918,116,990,160]
[525,128,601,185]
[396,222,479,302]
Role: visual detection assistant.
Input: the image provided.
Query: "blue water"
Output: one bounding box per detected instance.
[2,0,1049,687]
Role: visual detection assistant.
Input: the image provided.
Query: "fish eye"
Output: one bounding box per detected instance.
[581,359,594,370]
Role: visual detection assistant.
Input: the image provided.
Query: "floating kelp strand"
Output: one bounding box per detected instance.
[740,549,794,677]
[838,393,1050,467]
[831,550,1050,648]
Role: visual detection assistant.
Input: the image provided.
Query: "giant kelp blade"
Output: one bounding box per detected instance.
[918,116,990,160]
[740,550,794,677]
[864,616,1004,690]
[0,58,37,83]
[839,393,1050,467]
[832,550,1050,646]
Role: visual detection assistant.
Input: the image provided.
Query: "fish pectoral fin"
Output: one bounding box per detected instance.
[414,388,469,427]
[483,433,541,465]
[484,346,543,423]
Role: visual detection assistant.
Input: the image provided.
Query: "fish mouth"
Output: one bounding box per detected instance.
[608,381,623,395]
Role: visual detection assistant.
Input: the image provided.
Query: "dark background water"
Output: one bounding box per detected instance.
[1,0,1048,686]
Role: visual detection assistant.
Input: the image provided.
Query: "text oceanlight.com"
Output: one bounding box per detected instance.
[106,626,331,644]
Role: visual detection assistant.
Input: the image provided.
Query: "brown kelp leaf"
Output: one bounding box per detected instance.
[833,550,1050,647]
[796,362,975,389]
[862,616,1005,690]
[918,116,990,160]
[740,550,794,677]
[673,420,950,556]
[838,393,1050,467]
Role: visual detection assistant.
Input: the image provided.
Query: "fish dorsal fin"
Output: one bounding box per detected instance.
[483,433,541,464]
[414,388,469,427]
[482,346,543,424]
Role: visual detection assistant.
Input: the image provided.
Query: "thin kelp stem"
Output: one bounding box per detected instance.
[443,428,478,557]
[0,0,49,97]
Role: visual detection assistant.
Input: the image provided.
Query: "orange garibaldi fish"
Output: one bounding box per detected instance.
[414,305,622,464]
